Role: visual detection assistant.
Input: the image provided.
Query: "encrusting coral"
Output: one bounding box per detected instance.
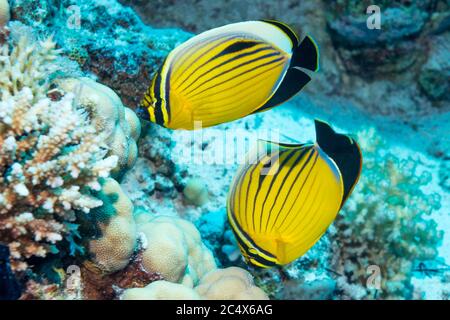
[56,77,141,180]
[330,127,443,299]
[121,267,268,300]
[195,267,269,300]
[0,36,118,272]
[183,177,209,206]
[121,280,202,300]
[135,211,217,287]
[88,178,137,273]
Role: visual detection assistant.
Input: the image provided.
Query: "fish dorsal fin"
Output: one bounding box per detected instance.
[314,119,362,206]
[260,19,299,48]
[251,35,319,114]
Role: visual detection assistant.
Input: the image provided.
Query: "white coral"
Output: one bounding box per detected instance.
[0,36,118,271]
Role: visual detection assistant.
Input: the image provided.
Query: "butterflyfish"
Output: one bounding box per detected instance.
[136,20,319,129]
[227,120,362,268]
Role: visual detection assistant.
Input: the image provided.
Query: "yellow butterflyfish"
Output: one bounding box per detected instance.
[227,120,362,268]
[136,20,319,129]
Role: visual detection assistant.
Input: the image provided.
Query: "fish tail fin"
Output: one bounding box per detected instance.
[291,35,319,72]
[314,119,362,206]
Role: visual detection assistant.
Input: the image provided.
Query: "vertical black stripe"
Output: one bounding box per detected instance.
[261,148,312,233]
[153,71,164,126]
[268,149,318,233]
[254,149,296,233]
[278,151,320,234]
[165,65,172,122]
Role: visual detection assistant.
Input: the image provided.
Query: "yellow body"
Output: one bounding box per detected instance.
[140,20,319,130]
[227,142,344,267]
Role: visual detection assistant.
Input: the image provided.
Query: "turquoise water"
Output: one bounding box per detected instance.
[0,0,448,300]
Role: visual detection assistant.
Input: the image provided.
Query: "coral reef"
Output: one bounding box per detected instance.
[183,178,209,206]
[418,34,450,102]
[56,77,141,180]
[330,128,444,299]
[88,178,137,273]
[0,0,9,27]
[9,0,192,108]
[121,280,201,300]
[124,0,450,120]
[195,267,269,300]
[2,0,448,301]
[121,267,268,300]
[279,278,336,300]
[0,35,117,272]
[81,253,162,300]
[135,212,217,286]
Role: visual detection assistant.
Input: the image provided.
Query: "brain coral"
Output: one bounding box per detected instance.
[56,77,141,180]
[195,267,269,300]
[89,178,137,273]
[136,213,217,287]
[121,280,201,300]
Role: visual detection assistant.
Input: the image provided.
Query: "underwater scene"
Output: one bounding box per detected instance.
[0,0,449,301]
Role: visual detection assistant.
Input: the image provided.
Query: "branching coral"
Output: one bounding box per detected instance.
[0,35,60,100]
[0,36,118,272]
[56,77,141,180]
[330,128,443,299]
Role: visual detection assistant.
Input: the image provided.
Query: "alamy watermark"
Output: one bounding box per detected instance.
[367,5,381,30]
[366,264,382,290]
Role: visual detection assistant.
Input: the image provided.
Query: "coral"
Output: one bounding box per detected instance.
[88,178,137,273]
[0,0,9,27]
[183,178,208,206]
[439,159,450,191]
[195,267,269,300]
[330,128,444,299]
[121,267,268,300]
[10,0,192,107]
[279,278,336,300]
[81,253,162,300]
[0,244,21,299]
[418,34,450,103]
[135,212,217,287]
[0,35,119,274]
[0,35,60,100]
[121,280,201,300]
[56,77,141,180]
[326,1,431,75]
